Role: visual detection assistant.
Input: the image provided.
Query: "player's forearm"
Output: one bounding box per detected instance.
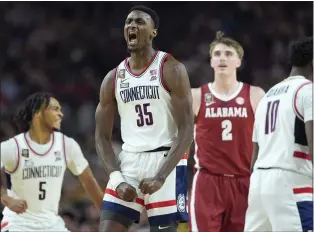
[0,187,11,206]
[156,125,193,181]
[95,134,120,176]
[79,168,104,210]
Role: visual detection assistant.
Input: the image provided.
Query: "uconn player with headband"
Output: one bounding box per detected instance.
[95,5,193,232]
[245,37,313,231]
[189,32,265,232]
[0,93,103,231]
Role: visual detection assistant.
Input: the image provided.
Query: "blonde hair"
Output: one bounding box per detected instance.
[209,31,244,59]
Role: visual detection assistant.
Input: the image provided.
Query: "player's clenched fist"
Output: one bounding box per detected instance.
[139,176,165,195]
[7,198,28,214]
[116,182,138,202]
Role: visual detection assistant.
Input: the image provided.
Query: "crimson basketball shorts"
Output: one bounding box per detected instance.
[189,169,250,232]
[102,149,188,226]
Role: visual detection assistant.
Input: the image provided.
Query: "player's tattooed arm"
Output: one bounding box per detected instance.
[157,57,194,180]
[250,142,259,173]
[95,69,137,201]
[0,168,27,213]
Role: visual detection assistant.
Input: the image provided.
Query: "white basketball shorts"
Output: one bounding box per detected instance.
[1,215,69,232]
[102,149,188,226]
[244,168,313,232]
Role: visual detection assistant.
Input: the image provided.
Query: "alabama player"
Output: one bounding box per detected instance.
[95,5,193,232]
[245,37,313,231]
[189,32,265,232]
[0,92,103,231]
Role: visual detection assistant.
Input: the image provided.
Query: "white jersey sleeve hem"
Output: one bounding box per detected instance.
[63,135,89,176]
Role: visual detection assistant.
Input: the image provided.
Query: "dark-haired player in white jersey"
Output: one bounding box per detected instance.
[95,5,193,232]
[245,37,313,231]
[0,92,103,231]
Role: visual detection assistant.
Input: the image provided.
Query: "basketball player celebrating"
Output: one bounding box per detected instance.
[189,32,265,232]
[95,5,193,232]
[0,93,103,231]
[245,37,313,232]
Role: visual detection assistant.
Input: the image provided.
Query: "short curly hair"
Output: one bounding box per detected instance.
[128,5,159,29]
[289,36,313,67]
[209,31,244,59]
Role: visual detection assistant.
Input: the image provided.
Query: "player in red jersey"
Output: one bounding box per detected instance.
[188,32,265,232]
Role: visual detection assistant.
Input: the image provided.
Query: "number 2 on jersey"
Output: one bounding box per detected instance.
[135,103,153,127]
[39,181,46,200]
[222,119,233,141]
[265,100,280,134]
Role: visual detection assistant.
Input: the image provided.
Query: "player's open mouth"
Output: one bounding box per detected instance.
[128,32,138,45]
[218,64,227,68]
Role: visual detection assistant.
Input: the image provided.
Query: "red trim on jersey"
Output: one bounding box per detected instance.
[293,151,312,161]
[145,200,177,210]
[24,132,55,156]
[105,188,145,206]
[62,134,68,166]
[125,51,159,77]
[293,82,311,120]
[159,53,171,93]
[5,137,20,174]
[293,187,313,194]
[113,67,118,97]
[1,222,8,229]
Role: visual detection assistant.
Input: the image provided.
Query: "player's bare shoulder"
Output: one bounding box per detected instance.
[100,69,117,97]
[162,55,189,91]
[250,85,265,112]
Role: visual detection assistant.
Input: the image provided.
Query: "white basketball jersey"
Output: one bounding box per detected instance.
[3,132,67,225]
[115,51,178,152]
[253,76,312,177]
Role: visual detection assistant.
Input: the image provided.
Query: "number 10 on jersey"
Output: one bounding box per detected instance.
[265,100,280,134]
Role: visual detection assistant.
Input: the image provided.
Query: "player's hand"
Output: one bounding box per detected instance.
[139,176,165,195]
[116,182,138,202]
[6,197,27,214]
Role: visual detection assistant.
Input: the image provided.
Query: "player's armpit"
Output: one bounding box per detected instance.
[78,167,103,210]
[156,56,194,181]
[305,120,313,163]
[95,69,120,177]
[250,142,259,173]
[250,86,265,113]
[191,88,201,120]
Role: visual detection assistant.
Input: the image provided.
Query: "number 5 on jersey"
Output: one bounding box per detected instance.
[39,181,46,200]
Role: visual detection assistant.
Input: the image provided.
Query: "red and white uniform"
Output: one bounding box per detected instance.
[190,82,254,232]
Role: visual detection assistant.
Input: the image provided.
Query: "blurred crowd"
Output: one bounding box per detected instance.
[0,2,312,231]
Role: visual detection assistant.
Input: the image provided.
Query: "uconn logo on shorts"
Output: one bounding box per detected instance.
[177,194,186,212]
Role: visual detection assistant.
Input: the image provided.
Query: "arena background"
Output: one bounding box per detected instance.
[0,2,312,231]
